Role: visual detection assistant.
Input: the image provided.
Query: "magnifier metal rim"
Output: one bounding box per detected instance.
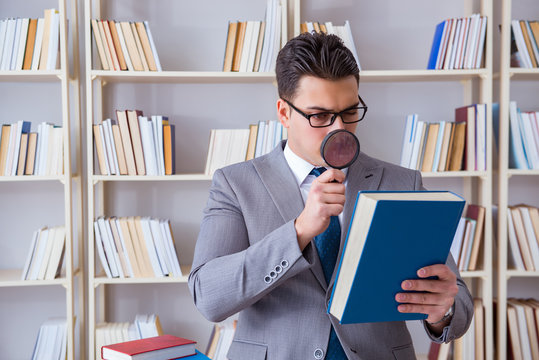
[320,129,360,170]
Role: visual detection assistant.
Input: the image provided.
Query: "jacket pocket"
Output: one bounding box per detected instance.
[391,343,416,360]
[227,339,268,360]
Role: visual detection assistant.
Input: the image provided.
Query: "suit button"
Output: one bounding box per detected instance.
[274,265,282,273]
[314,348,324,359]
[269,271,277,278]
[281,260,289,268]
[264,275,272,284]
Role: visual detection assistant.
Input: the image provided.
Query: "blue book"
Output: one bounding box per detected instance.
[173,350,210,359]
[427,21,447,69]
[328,191,465,324]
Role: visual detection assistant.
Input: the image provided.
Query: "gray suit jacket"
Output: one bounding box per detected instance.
[189,141,473,360]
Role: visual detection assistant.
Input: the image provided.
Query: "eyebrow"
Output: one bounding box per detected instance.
[306,101,361,112]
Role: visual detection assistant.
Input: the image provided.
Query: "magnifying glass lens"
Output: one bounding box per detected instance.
[320,129,360,169]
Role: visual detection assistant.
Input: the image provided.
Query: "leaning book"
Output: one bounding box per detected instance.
[328,190,465,324]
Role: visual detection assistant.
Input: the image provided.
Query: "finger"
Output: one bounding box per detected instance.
[395,292,448,306]
[401,279,458,296]
[417,264,456,281]
[316,169,346,183]
[397,304,446,321]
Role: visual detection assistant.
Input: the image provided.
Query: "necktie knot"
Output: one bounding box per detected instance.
[310,167,327,177]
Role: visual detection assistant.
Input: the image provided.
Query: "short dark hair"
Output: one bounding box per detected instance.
[276,32,360,101]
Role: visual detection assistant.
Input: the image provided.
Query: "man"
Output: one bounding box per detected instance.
[188,32,473,359]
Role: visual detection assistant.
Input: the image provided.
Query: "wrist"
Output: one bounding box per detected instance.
[427,304,454,326]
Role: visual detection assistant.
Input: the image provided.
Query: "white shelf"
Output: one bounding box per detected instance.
[0,269,68,287]
[90,70,276,84]
[91,174,212,182]
[509,67,539,80]
[506,169,539,176]
[359,69,489,82]
[92,266,191,285]
[421,170,488,178]
[0,70,63,82]
[461,270,489,279]
[505,270,539,279]
[0,175,66,182]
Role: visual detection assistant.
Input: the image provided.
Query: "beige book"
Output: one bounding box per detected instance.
[223,22,238,72]
[253,22,266,72]
[126,110,146,175]
[115,110,137,175]
[120,22,143,71]
[91,19,109,70]
[102,20,120,71]
[133,216,154,277]
[245,124,258,161]
[44,226,66,280]
[108,217,130,277]
[437,122,453,171]
[473,299,485,360]
[135,22,157,71]
[516,299,539,359]
[300,23,308,34]
[111,124,128,175]
[467,204,486,271]
[448,122,466,171]
[130,22,149,71]
[313,22,321,33]
[421,123,439,172]
[16,133,29,175]
[510,207,536,271]
[98,19,115,72]
[526,206,539,240]
[232,21,247,72]
[507,303,524,360]
[520,21,538,68]
[117,217,143,277]
[108,20,127,70]
[93,124,108,175]
[126,216,152,277]
[25,133,38,175]
[320,23,327,33]
[23,19,38,70]
[0,125,10,176]
[38,9,53,70]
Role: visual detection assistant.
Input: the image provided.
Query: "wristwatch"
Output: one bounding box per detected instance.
[428,304,454,325]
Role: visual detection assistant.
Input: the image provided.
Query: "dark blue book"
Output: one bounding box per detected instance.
[427,21,447,69]
[328,191,465,324]
[173,350,210,359]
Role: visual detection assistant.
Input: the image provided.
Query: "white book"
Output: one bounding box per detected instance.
[463,14,480,69]
[247,21,261,72]
[46,10,59,70]
[31,321,46,360]
[273,121,283,148]
[450,217,466,265]
[530,112,539,153]
[0,20,8,64]
[254,120,266,158]
[507,209,526,270]
[151,115,166,176]
[448,18,462,70]
[306,22,315,33]
[325,22,335,35]
[473,16,487,69]
[209,129,231,175]
[9,18,22,70]
[149,218,171,276]
[442,18,457,69]
[38,123,51,175]
[160,220,182,277]
[512,20,532,68]
[49,127,62,176]
[280,0,287,48]
[144,21,162,71]
[37,227,56,280]
[96,218,119,278]
[400,114,416,168]
[44,226,66,280]
[239,21,254,72]
[98,124,111,175]
[519,207,539,269]
[113,218,135,278]
[4,121,19,176]
[475,104,487,171]
[511,301,534,360]
[31,18,44,70]
[21,229,40,280]
[455,17,469,69]
[409,120,425,170]
[140,217,165,277]
[138,116,158,176]
[520,112,539,169]
[269,0,282,72]
[15,18,29,70]
[115,22,133,71]
[1,19,16,70]
[264,120,276,155]
[103,119,119,175]
[204,129,216,176]
[102,218,124,278]
[343,20,361,70]
[509,101,529,169]
[56,127,64,175]
[259,0,274,73]
[461,219,477,271]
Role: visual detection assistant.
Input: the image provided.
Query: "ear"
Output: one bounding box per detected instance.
[277,98,291,128]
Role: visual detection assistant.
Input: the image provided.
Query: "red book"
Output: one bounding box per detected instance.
[101,334,196,360]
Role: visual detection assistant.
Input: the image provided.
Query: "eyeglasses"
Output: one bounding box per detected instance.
[283,95,368,128]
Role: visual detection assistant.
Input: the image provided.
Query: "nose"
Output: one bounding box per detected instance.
[330,114,346,130]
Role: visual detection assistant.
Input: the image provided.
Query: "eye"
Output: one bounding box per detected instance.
[310,112,332,123]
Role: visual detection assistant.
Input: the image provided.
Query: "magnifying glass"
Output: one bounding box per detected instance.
[320,129,360,169]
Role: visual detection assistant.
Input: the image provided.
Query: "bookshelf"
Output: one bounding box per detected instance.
[0,0,82,359]
[496,0,539,359]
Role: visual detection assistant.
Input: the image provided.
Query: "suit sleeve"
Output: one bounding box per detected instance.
[414,170,474,343]
[188,168,314,323]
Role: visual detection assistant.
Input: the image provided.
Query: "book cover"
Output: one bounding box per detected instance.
[101,334,196,360]
[427,20,446,69]
[328,191,465,324]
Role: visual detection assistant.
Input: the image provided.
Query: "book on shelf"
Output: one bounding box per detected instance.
[300,20,361,70]
[505,101,539,170]
[92,19,162,71]
[21,225,66,281]
[427,14,487,70]
[327,191,465,324]
[510,20,539,68]
[449,204,485,272]
[449,298,484,360]
[205,320,237,360]
[102,334,198,360]
[94,111,175,176]
[506,298,539,360]
[222,0,286,72]
[505,204,539,271]
[94,216,182,279]
[31,318,67,360]
[205,120,287,176]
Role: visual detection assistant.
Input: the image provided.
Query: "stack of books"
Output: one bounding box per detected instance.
[91,19,161,71]
[400,104,487,172]
[205,320,237,360]
[511,20,539,68]
[21,226,66,281]
[0,9,60,71]
[507,101,539,170]
[450,205,486,272]
[0,121,64,176]
[94,110,175,176]
[507,204,539,271]
[506,298,539,360]
[31,318,67,360]
[94,216,182,279]
[205,120,287,176]
[222,0,286,72]
[299,21,361,70]
[427,14,487,70]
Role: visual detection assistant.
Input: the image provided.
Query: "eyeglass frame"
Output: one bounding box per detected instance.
[282,95,368,128]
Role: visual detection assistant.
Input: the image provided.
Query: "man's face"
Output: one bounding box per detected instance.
[277,75,360,166]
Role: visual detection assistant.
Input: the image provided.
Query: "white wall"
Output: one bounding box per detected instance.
[0,0,537,359]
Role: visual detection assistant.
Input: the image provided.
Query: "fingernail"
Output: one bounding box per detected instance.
[402,281,412,289]
[397,294,407,302]
[418,268,426,276]
[398,305,407,313]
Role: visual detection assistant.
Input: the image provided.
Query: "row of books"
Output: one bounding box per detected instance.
[506,298,539,360]
[428,299,485,360]
[450,205,485,272]
[511,20,539,68]
[222,0,286,72]
[21,226,66,281]
[205,320,237,360]
[94,216,182,279]
[0,9,60,71]
[93,110,175,176]
[0,121,64,176]
[427,14,487,70]
[400,104,486,172]
[507,204,539,272]
[91,19,161,71]
[204,120,287,176]
[96,314,163,360]
[32,318,67,360]
[508,101,539,170]
[299,21,361,70]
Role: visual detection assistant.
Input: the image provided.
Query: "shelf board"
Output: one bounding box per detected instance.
[506,270,539,278]
[92,174,212,182]
[420,170,488,178]
[0,269,67,287]
[0,175,65,182]
[92,265,191,285]
[91,70,276,84]
[0,70,63,82]
[509,67,539,80]
[507,169,539,176]
[359,69,489,82]
[460,270,489,278]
